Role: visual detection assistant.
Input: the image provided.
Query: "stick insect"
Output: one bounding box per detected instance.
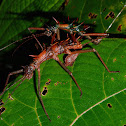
[28,3,126,45]
[0,3,125,52]
[0,4,125,121]
[28,16,109,45]
[1,3,125,53]
[0,31,119,121]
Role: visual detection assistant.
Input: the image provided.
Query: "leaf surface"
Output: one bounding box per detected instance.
[0,0,126,126]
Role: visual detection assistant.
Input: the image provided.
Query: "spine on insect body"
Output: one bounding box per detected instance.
[26,43,65,80]
[36,44,64,63]
[25,39,84,80]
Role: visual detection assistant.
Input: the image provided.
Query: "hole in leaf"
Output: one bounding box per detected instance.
[88,12,97,19]
[103,8,106,12]
[105,11,115,19]
[111,77,114,81]
[113,58,116,62]
[42,87,48,96]
[105,15,109,20]
[123,124,126,126]
[0,100,4,106]
[57,115,61,119]
[107,103,112,108]
[9,94,14,100]
[117,24,122,32]
[54,81,62,86]
[45,79,51,85]
[93,21,96,24]
[109,12,115,18]
[0,107,5,115]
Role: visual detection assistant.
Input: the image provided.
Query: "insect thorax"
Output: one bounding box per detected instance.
[24,60,39,79]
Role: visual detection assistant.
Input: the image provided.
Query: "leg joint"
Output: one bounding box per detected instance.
[93,48,97,52]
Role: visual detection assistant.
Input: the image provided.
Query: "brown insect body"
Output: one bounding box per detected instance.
[0,33,120,121]
[64,53,79,66]
[1,8,125,120]
[25,40,82,79]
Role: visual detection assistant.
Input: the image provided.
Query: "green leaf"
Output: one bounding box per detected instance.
[1,38,126,126]
[0,0,64,49]
[64,0,126,33]
[0,0,126,126]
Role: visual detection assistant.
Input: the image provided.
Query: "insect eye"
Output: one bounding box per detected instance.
[0,107,5,115]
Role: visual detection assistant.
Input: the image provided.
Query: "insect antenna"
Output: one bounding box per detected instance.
[0,32,46,52]
[10,33,46,56]
[105,4,126,32]
[0,35,35,51]
[12,37,35,57]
